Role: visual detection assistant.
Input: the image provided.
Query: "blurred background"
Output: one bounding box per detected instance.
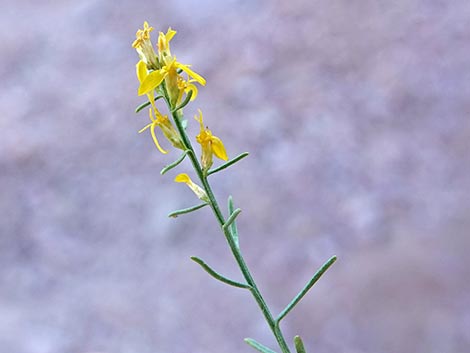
[1,0,469,352]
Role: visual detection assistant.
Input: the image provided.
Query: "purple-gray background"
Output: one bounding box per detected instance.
[1,1,469,353]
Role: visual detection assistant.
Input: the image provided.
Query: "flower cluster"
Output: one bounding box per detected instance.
[133,22,206,106]
[133,21,228,197]
[132,22,337,353]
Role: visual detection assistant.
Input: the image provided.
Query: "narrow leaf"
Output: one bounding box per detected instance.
[277,255,337,323]
[171,90,193,113]
[207,152,249,176]
[168,203,208,218]
[160,150,190,175]
[223,208,241,234]
[190,256,251,289]
[244,338,278,353]
[228,196,239,247]
[294,336,306,353]
[135,95,164,113]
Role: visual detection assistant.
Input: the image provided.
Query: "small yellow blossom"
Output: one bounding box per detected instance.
[139,108,184,153]
[138,57,206,98]
[157,27,177,63]
[133,23,206,107]
[177,75,199,103]
[174,173,209,202]
[195,110,228,172]
[132,21,159,70]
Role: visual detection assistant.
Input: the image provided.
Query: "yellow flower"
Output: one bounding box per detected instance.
[195,110,228,172]
[132,21,153,48]
[139,108,184,153]
[133,24,205,107]
[177,75,199,103]
[132,21,159,70]
[174,173,209,202]
[157,27,177,63]
[138,57,206,98]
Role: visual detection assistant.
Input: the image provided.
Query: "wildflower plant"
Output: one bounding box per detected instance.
[132,22,337,353]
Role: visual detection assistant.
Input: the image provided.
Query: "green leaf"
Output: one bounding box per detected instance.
[294,336,306,353]
[244,338,278,353]
[171,90,193,113]
[168,203,208,218]
[160,150,190,175]
[135,95,164,113]
[223,208,241,230]
[190,256,251,289]
[277,255,337,323]
[227,196,239,248]
[207,152,249,176]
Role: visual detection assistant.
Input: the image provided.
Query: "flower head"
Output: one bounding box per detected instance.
[132,23,206,108]
[174,173,209,202]
[138,57,206,101]
[139,108,184,153]
[195,110,228,172]
[132,21,159,69]
[157,27,177,63]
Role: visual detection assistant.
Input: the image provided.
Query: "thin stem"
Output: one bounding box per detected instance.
[165,94,291,353]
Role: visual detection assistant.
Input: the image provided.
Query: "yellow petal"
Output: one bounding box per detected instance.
[143,21,153,32]
[176,63,206,86]
[138,69,166,96]
[165,27,177,43]
[195,109,204,130]
[138,122,152,133]
[211,136,228,161]
[175,173,209,201]
[150,122,168,154]
[175,173,191,183]
[187,83,198,101]
[136,60,148,83]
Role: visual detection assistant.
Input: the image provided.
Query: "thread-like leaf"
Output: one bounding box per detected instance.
[160,151,190,175]
[191,256,251,289]
[207,152,249,175]
[171,90,193,113]
[168,203,208,218]
[277,255,337,323]
[135,95,164,113]
[223,208,242,235]
[244,338,278,353]
[227,196,239,248]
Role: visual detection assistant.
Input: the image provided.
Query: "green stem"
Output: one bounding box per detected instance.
[166,97,291,353]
